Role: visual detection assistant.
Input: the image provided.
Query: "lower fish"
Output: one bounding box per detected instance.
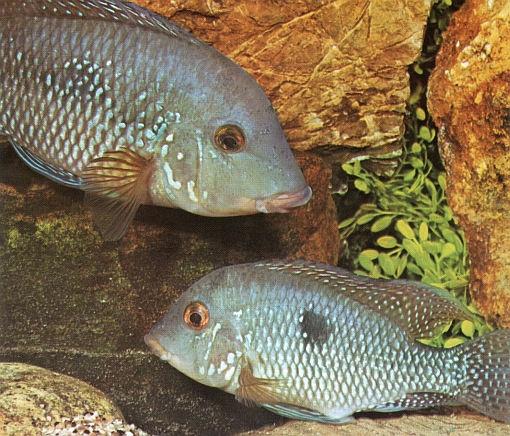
[0,0,311,241]
[145,260,510,424]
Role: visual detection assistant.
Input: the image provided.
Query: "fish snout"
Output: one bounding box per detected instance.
[256,185,312,213]
[144,332,171,360]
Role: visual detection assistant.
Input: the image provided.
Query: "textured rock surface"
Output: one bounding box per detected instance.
[0,362,123,436]
[428,0,510,328]
[0,143,336,435]
[238,410,510,436]
[133,0,433,162]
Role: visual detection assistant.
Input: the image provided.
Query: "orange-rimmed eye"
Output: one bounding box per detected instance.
[214,125,246,153]
[183,301,210,330]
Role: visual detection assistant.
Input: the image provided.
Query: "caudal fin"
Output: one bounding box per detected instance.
[459,329,510,424]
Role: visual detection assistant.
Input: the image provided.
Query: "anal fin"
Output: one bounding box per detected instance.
[10,140,82,187]
[262,403,355,424]
[82,148,155,241]
[372,391,457,413]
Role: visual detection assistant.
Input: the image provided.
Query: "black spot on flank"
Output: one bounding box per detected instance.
[299,310,332,347]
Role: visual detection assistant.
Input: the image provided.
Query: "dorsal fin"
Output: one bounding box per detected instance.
[0,0,200,44]
[256,260,475,340]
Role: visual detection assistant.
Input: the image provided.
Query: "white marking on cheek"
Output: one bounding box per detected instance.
[198,366,205,376]
[166,133,174,142]
[187,180,199,203]
[227,353,235,365]
[224,366,235,381]
[207,364,216,376]
[217,361,228,373]
[177,152,183,160]
[163,162,181,190]
[161,144,169,159]
[203,323,222,362]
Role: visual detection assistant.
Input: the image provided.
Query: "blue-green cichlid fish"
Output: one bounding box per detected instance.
[0,0,311,241]
[145,260,510,425]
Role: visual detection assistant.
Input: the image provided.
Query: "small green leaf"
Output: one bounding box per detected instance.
[416,107,426,121]
[413,63,424,75]
[419,222,428,241]
[356,213,379,226]
[353,160,362,176]
[419,126,432,142]
[361,249,379,260]
[430,213,447,224]
[422,241,442,255]
[396,255,407,277]
[406,262,423,276]
[441,242,457,258]
[378,253,396,277]
[411,142,422,154]
[354,179,370,193]
[414,252,436,272]
[444,206,454,221]
[402,238,422,258]
[377,236,398,249]
[341,163,354,175]
[338,217,355,229]
[396,220,415,239]
[359,250,377,272]
[403,169,416,182]
[371,216,393,233]
[438,173,447,191]
[410,157,424,169]
[444,337,466,348]
[461,320,475,339]
[441,228,458,244]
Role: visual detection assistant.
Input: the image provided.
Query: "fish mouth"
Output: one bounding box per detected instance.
[144,333,207,381]
[144,333,171,360]
[256,185,312,213]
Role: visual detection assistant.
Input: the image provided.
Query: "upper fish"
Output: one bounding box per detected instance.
[145,259,510,425]
[0,0,311,240]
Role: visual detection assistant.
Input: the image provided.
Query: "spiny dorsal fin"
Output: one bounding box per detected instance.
[82,147,155,241]
[0,0,200,44]
[257,260,475,340]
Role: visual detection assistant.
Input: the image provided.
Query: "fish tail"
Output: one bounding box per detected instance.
[459,328,510,423]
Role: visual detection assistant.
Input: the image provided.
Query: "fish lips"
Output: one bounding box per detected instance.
[144,332,208,381]
[256,185,312,213]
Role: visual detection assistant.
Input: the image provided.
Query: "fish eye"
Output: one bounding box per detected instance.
[214,125,246,153]
[183,301,210,330]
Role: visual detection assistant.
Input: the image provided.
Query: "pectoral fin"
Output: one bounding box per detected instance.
[82,148,155,241]
[235,364,286,407]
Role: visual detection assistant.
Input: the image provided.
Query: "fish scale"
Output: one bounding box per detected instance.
[244,287,457,417]
[1,0,311,240]
[2,17,164,172]
[145,259,510,424]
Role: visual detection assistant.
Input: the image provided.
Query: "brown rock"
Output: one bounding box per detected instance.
[428,0,510,328]
[0,362,123,436]
[134,0,433,161]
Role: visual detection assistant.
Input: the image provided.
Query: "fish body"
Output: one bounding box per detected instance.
[145,260,510,424]
[0,0,311,240]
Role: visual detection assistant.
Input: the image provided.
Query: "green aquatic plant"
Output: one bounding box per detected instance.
[338,133,490,347]
[337,0,491,347]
